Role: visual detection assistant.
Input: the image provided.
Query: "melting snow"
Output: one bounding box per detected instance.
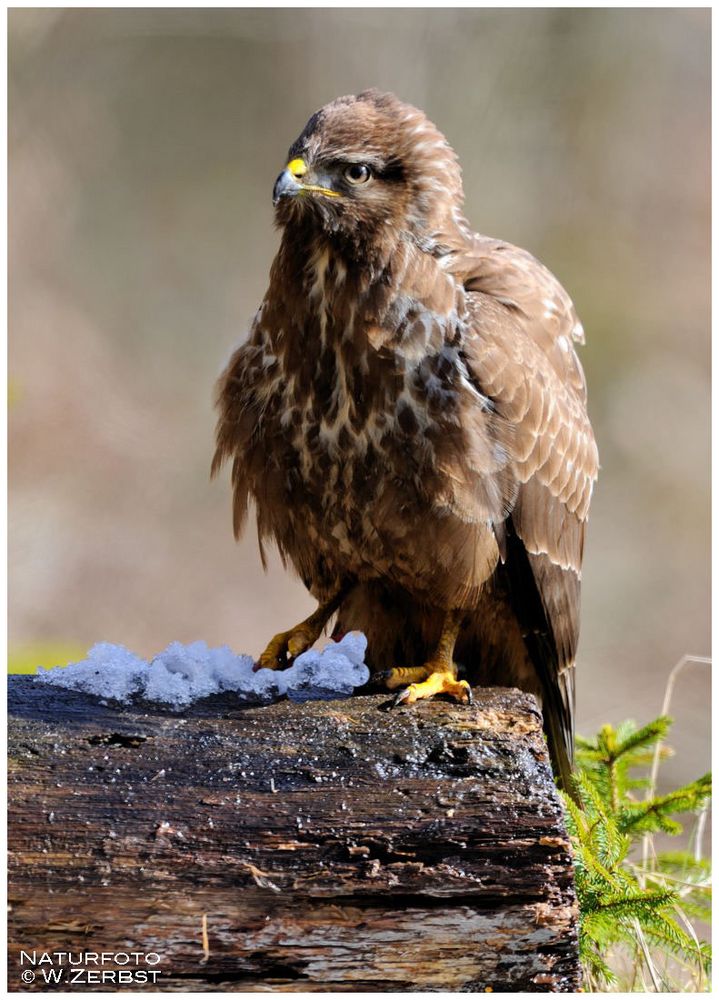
[36,633,370,710]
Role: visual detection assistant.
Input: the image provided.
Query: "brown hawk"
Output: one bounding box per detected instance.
[213,91,598,792]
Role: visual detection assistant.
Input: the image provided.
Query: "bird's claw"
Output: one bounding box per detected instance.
[392,686,412,708]
[253,654,282,672]
[287,633,312,658]
[390,677,473,707]
[255,624,316,671]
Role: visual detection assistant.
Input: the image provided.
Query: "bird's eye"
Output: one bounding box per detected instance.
[343,163,372,185]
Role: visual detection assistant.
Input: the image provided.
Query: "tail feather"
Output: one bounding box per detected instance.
[501,524,579,801]
[524,632,577,800]
[546,665,577,800]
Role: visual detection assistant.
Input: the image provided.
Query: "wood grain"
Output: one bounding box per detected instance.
[8,677,580,991]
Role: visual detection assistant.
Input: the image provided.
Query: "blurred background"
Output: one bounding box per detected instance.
[9,9,710,788]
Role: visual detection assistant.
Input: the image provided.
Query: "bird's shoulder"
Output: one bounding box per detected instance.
[452,234,588,396]
[451,234,598,522]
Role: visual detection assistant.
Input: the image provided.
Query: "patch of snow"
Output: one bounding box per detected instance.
[284,632,369,703]
[36,633,370,710]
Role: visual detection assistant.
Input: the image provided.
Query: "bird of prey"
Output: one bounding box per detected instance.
[213,91,598,792]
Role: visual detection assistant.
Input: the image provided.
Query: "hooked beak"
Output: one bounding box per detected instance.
[272,156,340,207]
[272,168,302,206]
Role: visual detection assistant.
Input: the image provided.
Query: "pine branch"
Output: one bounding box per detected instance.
[564,714,712,991]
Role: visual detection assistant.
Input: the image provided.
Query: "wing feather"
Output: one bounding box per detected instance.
[457,236,598,789]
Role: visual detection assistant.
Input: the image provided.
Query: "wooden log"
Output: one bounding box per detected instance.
[8,676,580,992]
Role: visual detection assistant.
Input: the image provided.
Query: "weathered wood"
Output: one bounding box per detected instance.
[8,677,580,992]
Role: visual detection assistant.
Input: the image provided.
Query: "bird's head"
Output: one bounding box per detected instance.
[272,91,465,258]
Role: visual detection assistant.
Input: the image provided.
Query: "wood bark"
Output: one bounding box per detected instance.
[8,677,580,992]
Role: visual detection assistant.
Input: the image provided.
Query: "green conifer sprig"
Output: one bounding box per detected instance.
[561,716,711,991]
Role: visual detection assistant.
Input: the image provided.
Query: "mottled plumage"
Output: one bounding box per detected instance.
[213,91,598,791]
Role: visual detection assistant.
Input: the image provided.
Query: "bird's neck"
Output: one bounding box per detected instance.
[268,226,465,355]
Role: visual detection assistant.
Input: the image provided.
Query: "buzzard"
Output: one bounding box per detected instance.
[213,91,598,792]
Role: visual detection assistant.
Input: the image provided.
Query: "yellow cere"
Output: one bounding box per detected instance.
[287,158,308,178]
[286,157,340,198]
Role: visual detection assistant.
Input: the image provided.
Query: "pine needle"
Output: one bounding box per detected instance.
[563,658,711,991]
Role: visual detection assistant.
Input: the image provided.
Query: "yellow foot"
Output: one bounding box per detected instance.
[256,624,317,671]
[390,665,472,707]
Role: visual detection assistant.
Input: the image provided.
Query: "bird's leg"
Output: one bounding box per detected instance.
[386,609,472,706]
[256,584,352,671]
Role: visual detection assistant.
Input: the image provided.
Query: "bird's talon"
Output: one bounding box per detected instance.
[255,654,283,672]
[287,634,309,658]
[392,687,412,708]
[258,617,327,672]
[459,681,473,705]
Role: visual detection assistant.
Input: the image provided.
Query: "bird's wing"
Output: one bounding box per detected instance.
[455,236,598,786]
[212,327,272,543]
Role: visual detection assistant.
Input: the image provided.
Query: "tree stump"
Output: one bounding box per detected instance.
[8,676,580,992]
